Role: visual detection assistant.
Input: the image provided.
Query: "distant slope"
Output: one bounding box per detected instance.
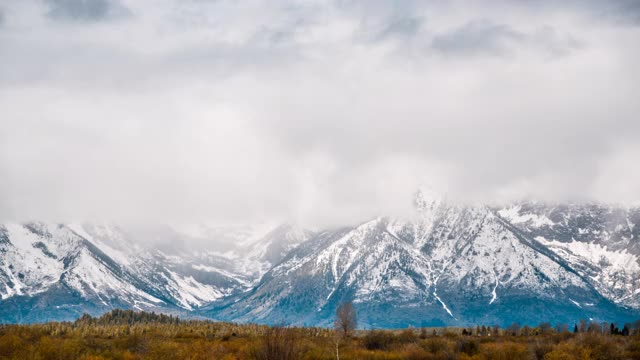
[0,222,295,322]
[1,194,639,326]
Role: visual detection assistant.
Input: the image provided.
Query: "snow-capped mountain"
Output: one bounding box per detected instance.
[497,203,640,309]
[1,192,639,326]
[208,192,639,327]
[0,222,309,322]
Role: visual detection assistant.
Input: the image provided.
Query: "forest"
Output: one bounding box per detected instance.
[0,309,639,360]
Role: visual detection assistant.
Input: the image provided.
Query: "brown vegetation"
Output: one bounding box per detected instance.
[0,310,638,359]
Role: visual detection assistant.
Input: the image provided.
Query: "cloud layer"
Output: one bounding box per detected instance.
[1,0,639,226]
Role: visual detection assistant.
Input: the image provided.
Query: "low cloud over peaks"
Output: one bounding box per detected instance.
[1,0,639,226]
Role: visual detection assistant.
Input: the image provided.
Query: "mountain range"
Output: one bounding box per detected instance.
[1,190,639,327]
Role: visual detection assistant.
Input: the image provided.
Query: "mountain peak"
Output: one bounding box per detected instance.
[413,186,444,213]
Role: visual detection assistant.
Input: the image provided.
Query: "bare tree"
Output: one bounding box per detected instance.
[578,319,587,333]
[491,324,501,337]
[332,331,341,360]
[587,321,601,333]
[555,323,569,333]
[334,302,357,338]
[507,322,521,336]
[538,322,552,335]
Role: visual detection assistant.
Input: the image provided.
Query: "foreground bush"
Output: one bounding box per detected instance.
[363,330,396,350]
[249,327,302,360]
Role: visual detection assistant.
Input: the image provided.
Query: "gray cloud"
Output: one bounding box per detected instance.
[46,0,130,22]
[431,20,524,56]
[0,0,639,227]
[513,0,640,27]
[567,0,640,26]
[374,16,423,41]
[431,20,582,58]
[614,0,640,25]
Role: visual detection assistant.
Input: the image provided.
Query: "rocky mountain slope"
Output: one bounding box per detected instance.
[208,192,640,327]
[0,222,309,322]
[1,192,639,326]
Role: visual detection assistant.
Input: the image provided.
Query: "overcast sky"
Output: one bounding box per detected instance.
[1,0,639,226]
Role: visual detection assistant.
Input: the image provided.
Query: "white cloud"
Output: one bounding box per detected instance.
[0,0,639,227]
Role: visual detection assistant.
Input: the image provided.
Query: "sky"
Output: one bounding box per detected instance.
[0,0,639,227]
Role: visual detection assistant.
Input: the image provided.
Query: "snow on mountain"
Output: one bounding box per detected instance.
[1,224,68,299]
[0,221,313,322]
[208,215,446,326]
[535,238,640,305]
[497,203,640,309]
[164,222,311,278]
[209,192,639,327]
[0,223,240,320]
[1,194,639,326]
[498,205,554,228]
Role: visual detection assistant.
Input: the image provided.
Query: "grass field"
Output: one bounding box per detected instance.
[0,310,638,360]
